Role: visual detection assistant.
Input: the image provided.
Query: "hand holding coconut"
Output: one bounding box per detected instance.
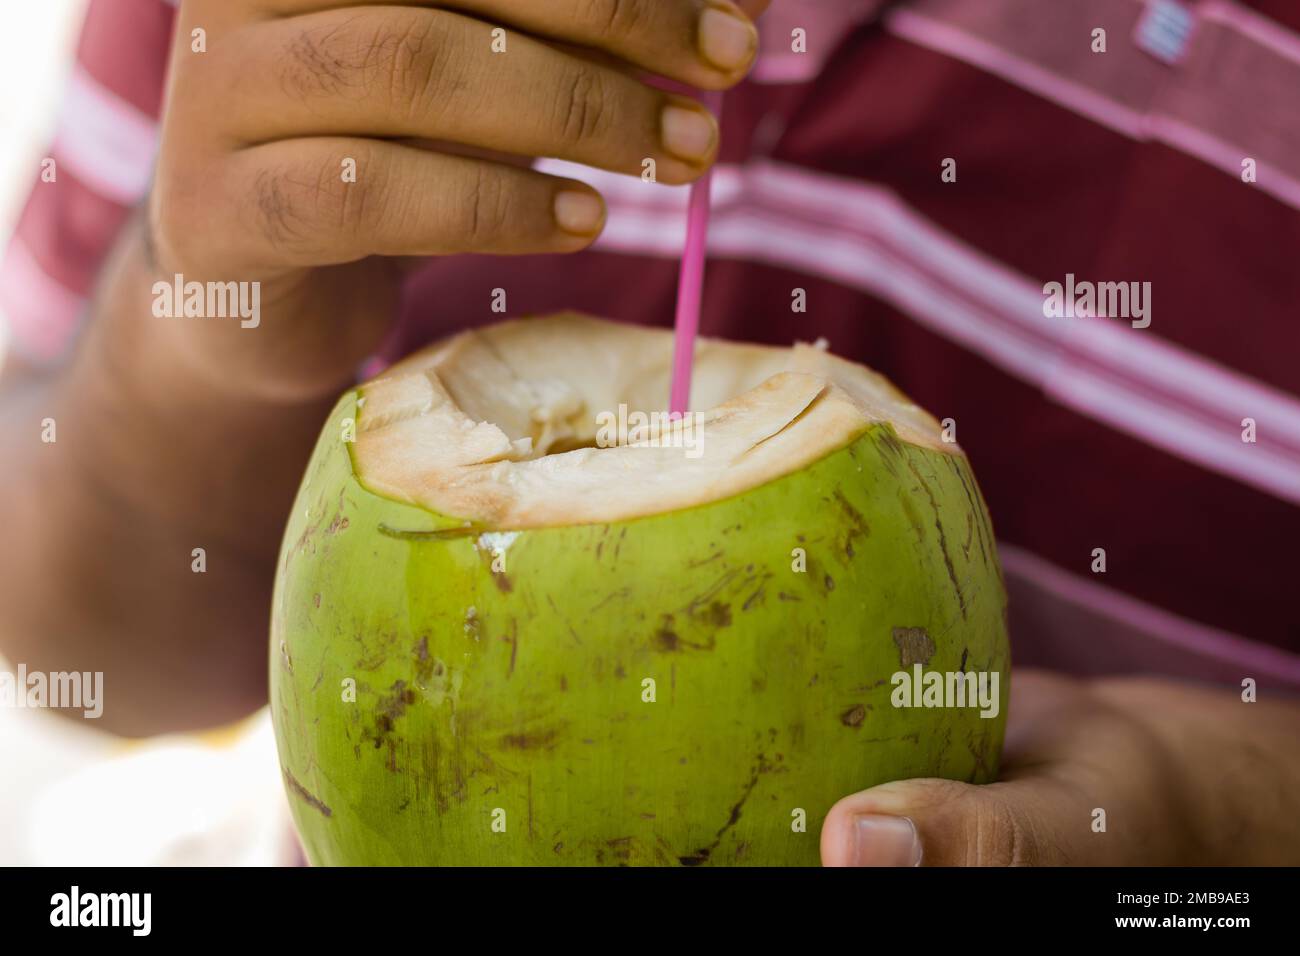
[823,671,1300,866]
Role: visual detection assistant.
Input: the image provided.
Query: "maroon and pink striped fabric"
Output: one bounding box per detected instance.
[3,0,1298,691]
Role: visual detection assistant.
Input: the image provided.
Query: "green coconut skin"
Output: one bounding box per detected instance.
[270,390,1010,866]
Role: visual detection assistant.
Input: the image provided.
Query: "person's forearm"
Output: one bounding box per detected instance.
[0,218,336,736]
[1093,676,1300,865]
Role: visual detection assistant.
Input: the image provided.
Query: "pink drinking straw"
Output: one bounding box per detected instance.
[668,91,723,416]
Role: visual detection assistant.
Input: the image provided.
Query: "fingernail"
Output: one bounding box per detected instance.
[699,7,758,72]
[851,815,922,867]
[554,191,605,235]
[661,105,717,163]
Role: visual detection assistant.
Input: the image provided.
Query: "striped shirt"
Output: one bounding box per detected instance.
[3,0,1299,691]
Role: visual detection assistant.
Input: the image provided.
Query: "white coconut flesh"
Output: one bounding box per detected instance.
[353,314,954,529]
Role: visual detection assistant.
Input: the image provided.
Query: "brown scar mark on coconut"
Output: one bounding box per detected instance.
[935,723,955,766]
[655,622,678,652]
[873,427,906,479]
[545,595,585,645]
[898,490,925,546]
[777,592,801,602]
[325,512,350,535]
[905,459,968,620]
[365,679,417,753]
[849,676,893,692]
[313,593,321,608]
[590,587,631,613]
[892,626,936,667]
[286,509,325,570]
[411,635,440,686]
[492,572,513,593]
[962,512,974,560]
[652,614,716,653]
[840,704,867,727]
[680,567,742,618]
[959,647,969,672]
[282,769,333,818]
[678,754,771,866]
[861,733,919,745]
[873,429,904,457]
[824,573,835,591]
[504,620,518,677]
[606,835,635,863]
[877,426,906,457]
[688,550,724,568]
[354,649,388,671]
[833,490,871,559]
[947,456,992,569]
[701,601,732,628]
[501,728,559,750]
[739,571,774,611]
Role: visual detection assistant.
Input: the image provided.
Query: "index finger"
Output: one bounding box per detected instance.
[252,0,762,90]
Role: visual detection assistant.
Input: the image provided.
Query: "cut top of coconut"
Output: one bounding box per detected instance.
[352,314,953,529]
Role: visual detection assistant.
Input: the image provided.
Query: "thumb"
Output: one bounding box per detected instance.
[820,777,1066,867]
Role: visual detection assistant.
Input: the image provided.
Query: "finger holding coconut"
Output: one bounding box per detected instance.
[270,314,1009,866]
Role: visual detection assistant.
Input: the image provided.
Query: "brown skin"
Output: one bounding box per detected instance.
[2,1,1297,865]
[0,232,332,735]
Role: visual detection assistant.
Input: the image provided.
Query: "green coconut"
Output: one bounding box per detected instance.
[270,314,1009,866]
